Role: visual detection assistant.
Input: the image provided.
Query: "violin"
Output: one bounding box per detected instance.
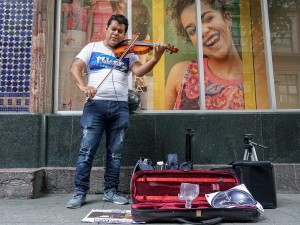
[91,34,176,97]
[113,39,179,58]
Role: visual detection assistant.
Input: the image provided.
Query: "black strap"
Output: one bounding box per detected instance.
[175,217,224,225]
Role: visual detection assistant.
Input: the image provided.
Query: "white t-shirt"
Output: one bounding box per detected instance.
[76,41,140,101]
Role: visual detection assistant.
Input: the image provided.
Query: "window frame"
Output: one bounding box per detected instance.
[53,0,297,114]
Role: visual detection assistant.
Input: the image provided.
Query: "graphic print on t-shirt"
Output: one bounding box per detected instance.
[88,52,130,74]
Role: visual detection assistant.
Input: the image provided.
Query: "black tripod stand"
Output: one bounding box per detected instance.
[185,128,194,169]
[243,134,268,161]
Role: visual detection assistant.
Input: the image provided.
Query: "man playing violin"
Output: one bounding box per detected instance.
[66,14,166,209]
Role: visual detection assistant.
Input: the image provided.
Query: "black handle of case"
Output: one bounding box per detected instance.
[175,217,224,225]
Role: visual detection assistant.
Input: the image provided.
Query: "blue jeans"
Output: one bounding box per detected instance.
[74,100,129,195]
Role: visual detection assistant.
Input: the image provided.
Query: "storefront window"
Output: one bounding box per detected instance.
[57,0,128,111]
[55,0,300,112]
[131,0,152,110]
[163,0,269,110]
[268,0,300,109]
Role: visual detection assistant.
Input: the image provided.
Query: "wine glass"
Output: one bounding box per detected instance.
[178,183,200,208]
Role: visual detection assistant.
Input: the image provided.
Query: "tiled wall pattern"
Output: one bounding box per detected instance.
[0,0,33,112]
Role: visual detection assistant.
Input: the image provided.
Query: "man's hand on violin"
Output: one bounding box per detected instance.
[80,86,97,99]
[152,41,167,62]
[125,40,170,77]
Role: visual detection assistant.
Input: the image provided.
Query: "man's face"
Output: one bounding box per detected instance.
[105,20,126,48]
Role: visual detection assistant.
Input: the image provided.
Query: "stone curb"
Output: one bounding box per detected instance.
[0,164,299,198]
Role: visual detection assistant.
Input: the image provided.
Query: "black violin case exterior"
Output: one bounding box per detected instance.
[131,170,261,224]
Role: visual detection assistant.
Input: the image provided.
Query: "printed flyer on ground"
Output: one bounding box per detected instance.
[82,209,133,224]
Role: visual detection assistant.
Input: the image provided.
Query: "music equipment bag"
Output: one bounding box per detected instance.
[131,170,262,224]
[231,160,277,209]
[211,160,277,209]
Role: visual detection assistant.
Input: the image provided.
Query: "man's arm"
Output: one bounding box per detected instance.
[130,42,166,77]
[70,58,97,99]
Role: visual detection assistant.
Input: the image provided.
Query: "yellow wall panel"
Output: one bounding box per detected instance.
[152,0,165,110]
[240,0,256,109]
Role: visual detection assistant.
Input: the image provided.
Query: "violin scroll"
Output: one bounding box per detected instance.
[166,44,179,54]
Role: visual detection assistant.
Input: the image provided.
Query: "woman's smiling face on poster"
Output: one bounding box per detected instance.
[181,2,233,60]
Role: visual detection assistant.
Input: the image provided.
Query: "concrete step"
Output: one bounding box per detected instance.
[0,167,133,198]
[43,167,133,194]
[1,164,300,199]
[0,168,45,199]
[196,163,300,194]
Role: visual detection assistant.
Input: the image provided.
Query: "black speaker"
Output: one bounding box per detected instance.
[231,160,277,209]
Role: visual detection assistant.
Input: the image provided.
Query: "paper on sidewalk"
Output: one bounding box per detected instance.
[82,209,133,224]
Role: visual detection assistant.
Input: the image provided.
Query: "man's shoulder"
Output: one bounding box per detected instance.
[84,41,103,48]
[80,42,104,53]
[89,41,102,46]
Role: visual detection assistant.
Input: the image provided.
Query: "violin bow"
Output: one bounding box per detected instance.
[93,33,141,93]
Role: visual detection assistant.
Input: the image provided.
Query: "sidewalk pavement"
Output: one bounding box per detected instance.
[0,193,299,225]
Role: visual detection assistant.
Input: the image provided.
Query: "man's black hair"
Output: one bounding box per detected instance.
[107,14,129,33]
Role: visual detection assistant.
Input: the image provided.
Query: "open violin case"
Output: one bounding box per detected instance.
[131,170,261,224]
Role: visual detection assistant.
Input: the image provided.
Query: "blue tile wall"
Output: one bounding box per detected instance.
[0,0,33,112]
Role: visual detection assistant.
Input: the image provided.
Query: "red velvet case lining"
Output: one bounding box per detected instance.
[131,170,241,210]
